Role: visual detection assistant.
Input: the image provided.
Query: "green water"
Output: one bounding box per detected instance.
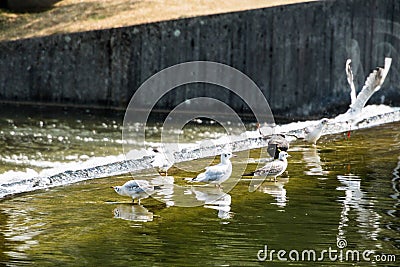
[0,107,399,266]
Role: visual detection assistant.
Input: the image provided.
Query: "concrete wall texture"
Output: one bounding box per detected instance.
[0,0,399,118]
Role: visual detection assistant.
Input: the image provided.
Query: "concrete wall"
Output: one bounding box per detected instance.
[0,0,399,118]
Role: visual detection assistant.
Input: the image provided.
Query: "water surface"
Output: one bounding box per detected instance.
[0,107,399,266]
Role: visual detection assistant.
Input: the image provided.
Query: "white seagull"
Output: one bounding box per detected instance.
[111,180,156,205]
[151,147,174,176]
[191,152,235,187]
[349,57,392,113]
[243,151,290,182]
[304,118,330,145]
[336,57,392,124]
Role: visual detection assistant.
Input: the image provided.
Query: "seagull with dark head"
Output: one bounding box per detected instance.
[257,123,289,159]
[267,134,289,159]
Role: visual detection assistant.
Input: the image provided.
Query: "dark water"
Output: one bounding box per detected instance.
[0,107,399,266]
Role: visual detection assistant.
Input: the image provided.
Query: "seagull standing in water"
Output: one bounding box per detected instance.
[111,180,156,205]
[191,152,235,187]
[243,151,290,182]
[304,118,330,145]
[151,147,173,176]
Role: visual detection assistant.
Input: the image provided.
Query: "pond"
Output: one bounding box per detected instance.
[0,106,399,266]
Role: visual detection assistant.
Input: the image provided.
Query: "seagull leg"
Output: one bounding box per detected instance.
[347,123,352,139]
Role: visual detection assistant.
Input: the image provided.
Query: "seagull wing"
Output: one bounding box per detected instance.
[255,160,285,177]
[304,126,313,134]
[124,180,150,193]
[204,164,229,181]
[194,164,228,182]
[123,180,141,192]
[350,57,392,112]
[152,152,172,167]
[346,59,357,105]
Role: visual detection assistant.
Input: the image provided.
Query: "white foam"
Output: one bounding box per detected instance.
[0,154,126,198]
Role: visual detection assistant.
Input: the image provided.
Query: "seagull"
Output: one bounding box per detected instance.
[243,151,290,182]
[111,180,156,205]
[267,134,289,159]
[335,57,392,124]
[349,57,392,113]
[257,123,290,159]
[191,152,235,187]
[304,118,330,145]
[151,147,173,176]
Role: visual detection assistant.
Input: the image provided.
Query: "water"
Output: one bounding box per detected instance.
[1,106,399,266]
[2,104,400,199]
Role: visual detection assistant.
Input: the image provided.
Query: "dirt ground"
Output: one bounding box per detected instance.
[0,0,315,42]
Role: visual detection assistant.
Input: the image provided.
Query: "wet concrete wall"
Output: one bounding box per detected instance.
[0,0,399,118]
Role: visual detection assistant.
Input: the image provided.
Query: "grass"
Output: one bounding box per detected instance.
[0,0,315,42]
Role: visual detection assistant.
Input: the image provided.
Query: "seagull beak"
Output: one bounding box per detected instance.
[232,154,238,157]
[287,154,292,158]
[110,186,115,189]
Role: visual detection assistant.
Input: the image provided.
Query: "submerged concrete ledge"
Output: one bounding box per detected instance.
[0,0,399,118]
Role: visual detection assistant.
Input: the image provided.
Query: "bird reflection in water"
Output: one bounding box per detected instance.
[151,175,175,207]
[113,204,153,222]
[336,175,381,246]
[186,187,233,219]
[250,178,289,208]
[388,156,400,218]
[302,146,329,177]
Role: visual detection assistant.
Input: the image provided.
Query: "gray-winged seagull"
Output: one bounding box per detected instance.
[243,151,290,182]
[112,180,156,205]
